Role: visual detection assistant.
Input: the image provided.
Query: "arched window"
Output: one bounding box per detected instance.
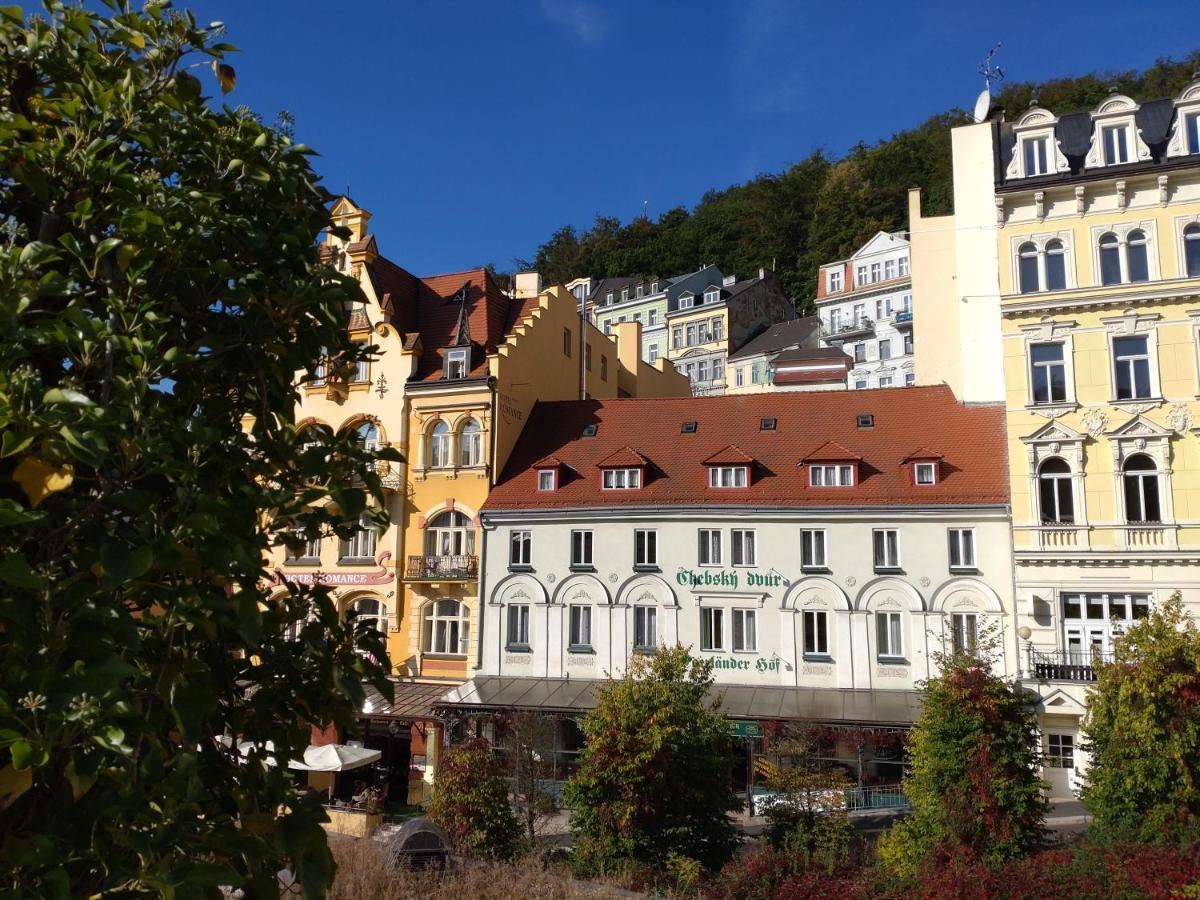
[1126,229,1149,283]
[1045,239,1067,291]
[422,599,469,656]
[348,596,388,635]
[1038,458,1075,524]
[356,421,379,452]
[1185,223,1200,277]
[1018,242,1039,293]
[1122,454,1161,523]
[1099,232,1121,285]
[459,419,482,467]
[430,420,451,468]
[426,510,475,558]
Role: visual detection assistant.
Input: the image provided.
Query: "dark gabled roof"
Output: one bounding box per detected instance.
[485,387,1008,511]
[729,316,818,360]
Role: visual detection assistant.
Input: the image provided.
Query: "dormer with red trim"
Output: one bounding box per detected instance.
[533,455,563,491]
[901,448,944,486]
[596,446,649,490]
[801,441,862,487]
[703,445,754,488]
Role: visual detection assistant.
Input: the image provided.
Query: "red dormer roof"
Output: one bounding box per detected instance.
[532,455,564,469]
[595,446,651,469]
[801,441,862,463]
[901,447,945,463]
[702,445,755,466]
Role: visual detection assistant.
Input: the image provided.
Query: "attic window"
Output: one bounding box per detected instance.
[760,417,777,431]
[915,462,937,485]
[703,289,721,304]
[602,468,641,490]
[445,348,468,380]
[537,469,557,491]
[856,414,874,428]
[681,421,698,434]
[708,466,748,488]
[582,424,598,437]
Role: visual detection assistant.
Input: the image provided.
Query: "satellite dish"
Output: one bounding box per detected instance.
[972,88,992,123]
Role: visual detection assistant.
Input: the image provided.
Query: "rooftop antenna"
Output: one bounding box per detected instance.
[973,43,1004,123]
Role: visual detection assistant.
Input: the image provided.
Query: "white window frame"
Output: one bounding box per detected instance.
[510,530,531,567]
[537,469,556,491]
[602,468,642,490]
[873,529,901,570]
[1022,134,1050,176]
[951,612,979,657]
[339,513,377,561]
[948,528,976,570]
[731,529,756,567]
[429,421,451,469]
[708,466,748,488]
[698,528,722,566]
[634,605,658,650]
[700,606,725,651]
[445,348,469,380]
[679,293,695,310]
[1101,123,1132,165]
[876,611,904,659]
[459,419,483,467]
[732,608,757,652]
[423,599,469,656]
[506,604,530,648]
[809,464,855,487]
[703,289,721,305]
[803,609,829,657]
[800,529,826,569]
[827,269,843,293]
[1110,333,1155,401]
[914,462,937,485]
[568,604,592,649]
[634,529,657,567]
[570,530,593,568]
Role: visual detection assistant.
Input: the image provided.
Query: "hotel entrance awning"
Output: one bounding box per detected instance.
[433,677,923,727]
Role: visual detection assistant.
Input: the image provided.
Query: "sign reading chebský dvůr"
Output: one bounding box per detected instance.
[676,568,784,589]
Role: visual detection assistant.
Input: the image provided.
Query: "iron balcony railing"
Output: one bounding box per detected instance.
[820,317,874,339]
[405,555,478,580]
[1028,647,1113,682]
[893,310,913,325]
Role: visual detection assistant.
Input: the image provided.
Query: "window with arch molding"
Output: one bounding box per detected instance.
[1099,232,1122,285]
[1038,458,1075,524]
[460,419,483,467]
[1185,223,1200,277]
[1126,230,1149,283]
[1122,454,1162,523]
[356,421,379,452]
[1018,242,1039,293]
[430,420,451,468]
[422,599,469,656]
[348,595,388,637]
[426,510,475,558]
[1045,239,1067,290]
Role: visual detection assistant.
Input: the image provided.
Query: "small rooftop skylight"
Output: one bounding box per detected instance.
[681,421,698,434]
[856,414,875,428]
[582,424,598,437]
[760,417,777,431]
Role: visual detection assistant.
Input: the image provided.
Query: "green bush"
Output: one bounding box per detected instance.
[428,738,521,861]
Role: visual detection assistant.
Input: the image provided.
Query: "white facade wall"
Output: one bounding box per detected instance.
[477,508,1017,693]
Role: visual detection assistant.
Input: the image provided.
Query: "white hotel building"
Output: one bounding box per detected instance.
[435,388,1016,796]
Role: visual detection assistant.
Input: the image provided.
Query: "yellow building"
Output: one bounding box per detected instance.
[911,79,1200,798]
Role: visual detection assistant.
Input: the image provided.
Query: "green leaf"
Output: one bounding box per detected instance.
[94,237,122,260]
[0,431,34,458]
[0,553,41,588]
[0,500,40,528]
[10,740,34,770]
[43,387,95,406]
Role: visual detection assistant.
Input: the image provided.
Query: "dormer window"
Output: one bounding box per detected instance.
[810,464,854,487]
[445,348,468,380]
[1102,124,1131,165]
[708,466,748,488]
[1022,136,1049,176]
[915,462,937,485]
[537,469,557,491]
[703,288,720,304]
[602,468,641,490]
[636,284,643,298]
[621,288,629,302]
[826,269,842,293]
[606,291,614,305]
[1186,112,1200,155]
[679,292,695,310]
[650,281,658,293]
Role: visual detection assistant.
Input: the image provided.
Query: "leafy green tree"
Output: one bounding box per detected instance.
[877,649,1047,879]
[427,738,521,861]
[1083,592,1200,844]
[564,646,740,876]
[760,726,854,874]
[0,3,395,896]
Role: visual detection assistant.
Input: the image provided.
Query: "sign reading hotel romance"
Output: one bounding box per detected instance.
[675,568,785,589]
[268,552,394,587]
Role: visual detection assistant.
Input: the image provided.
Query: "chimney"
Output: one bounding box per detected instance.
[514,271,543,299]
[722,274,737,287]
[758,267,766,280]
[613,319,642,377]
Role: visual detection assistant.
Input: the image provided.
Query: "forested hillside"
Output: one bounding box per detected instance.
[526,53,1200,308]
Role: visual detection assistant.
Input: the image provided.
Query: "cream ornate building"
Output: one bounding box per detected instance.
[910,79,1200,798]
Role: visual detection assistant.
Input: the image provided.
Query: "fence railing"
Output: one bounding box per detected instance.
[405,555,478,580]
[845,785,910,811]
[1028,647,1113,682]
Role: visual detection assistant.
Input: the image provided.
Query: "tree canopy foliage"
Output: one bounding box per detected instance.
[0,3,394,896]
[528,52,1200,308]
[564,646,740,876]
[1083,592,1200,844]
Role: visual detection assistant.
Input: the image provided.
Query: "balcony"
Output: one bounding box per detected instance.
[1027,647,1113,682]
[1119,524,1177,550]
[1015,524,1091,551]
[893,310,913,328]
[820,317,874,342]
[405,555,478,581]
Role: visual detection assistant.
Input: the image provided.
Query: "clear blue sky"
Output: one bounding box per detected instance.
[39,1,1200,275]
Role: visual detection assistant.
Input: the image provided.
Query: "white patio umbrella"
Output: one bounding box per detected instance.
[290,744,381,772]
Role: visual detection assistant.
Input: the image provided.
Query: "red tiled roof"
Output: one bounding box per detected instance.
[902,447,944,462]
[484,387,1007,510]
[409,269,512,382]
[533,455,565,469]
[801,440,861,462]
[702,445,755,466]
[596,446,650,469]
